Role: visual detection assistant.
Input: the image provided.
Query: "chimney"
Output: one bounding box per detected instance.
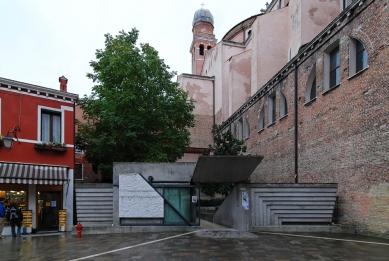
[59,76,68,92]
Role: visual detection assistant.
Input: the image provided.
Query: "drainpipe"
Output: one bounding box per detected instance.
[294,63,298,184]
[73,101,77,224]
[212,78,215,127]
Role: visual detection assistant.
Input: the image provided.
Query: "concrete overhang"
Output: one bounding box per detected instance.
[191,155,263,184]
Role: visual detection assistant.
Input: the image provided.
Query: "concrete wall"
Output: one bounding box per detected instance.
[119,174,164,219]
[214,183,338,231]
[113,162,197,226]
[113,162,196,185]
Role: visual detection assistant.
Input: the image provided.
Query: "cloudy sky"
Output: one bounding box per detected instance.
[0,0,268,97]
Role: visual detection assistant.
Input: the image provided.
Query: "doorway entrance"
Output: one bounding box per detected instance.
[37,191,62,231]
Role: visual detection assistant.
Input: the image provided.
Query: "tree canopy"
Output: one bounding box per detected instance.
[201,125,247,196]
[77,29,195,182]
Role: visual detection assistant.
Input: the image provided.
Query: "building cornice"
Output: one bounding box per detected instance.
[180,74,215,81]
[222,15,259,41]
[0,77,79,102]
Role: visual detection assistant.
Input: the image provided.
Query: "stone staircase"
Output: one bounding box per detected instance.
[74,183,113,226]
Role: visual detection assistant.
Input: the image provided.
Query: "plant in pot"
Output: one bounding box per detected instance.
[34,142,47,150]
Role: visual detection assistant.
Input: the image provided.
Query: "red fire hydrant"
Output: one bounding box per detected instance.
[76,223,83,238]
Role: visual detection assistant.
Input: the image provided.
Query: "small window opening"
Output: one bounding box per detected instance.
[199,44,204,55]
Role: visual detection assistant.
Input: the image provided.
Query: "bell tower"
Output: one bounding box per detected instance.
[190,8,217,75]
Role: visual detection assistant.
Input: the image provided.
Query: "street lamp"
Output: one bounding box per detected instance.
[1,126,20,151]
[2,135,15,150]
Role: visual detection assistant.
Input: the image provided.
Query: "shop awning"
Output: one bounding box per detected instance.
[0,163,68,185]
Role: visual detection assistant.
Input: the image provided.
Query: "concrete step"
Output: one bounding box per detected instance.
[76,198,113,202]
[76,205,113,210]
[251,225,355,233]
[75,192,113,197]
[77,213,113,217]
[77,216,113,220]
[76,198,113,206]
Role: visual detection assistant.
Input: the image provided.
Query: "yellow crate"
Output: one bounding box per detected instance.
[59,218,66,222]
[23,224,33,228]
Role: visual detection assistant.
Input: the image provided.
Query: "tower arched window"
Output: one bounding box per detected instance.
[238,118,243,140]
[244,119,250,139]
[268,94,277,124]
[258,107,265,132]
[207,45,211,50]
[349,38,368,76]
[305,64,317,103]
[199,44,204,55]
[280,92,288,118]
[323,41,340,92]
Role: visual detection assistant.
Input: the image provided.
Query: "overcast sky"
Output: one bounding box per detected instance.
[0,0,268,97]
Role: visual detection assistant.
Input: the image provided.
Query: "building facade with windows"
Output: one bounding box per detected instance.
[179,0,389,237]
[0,76,78,233]
[74,105,102,183]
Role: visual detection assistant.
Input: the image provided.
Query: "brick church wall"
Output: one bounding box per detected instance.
[228,0,389,237]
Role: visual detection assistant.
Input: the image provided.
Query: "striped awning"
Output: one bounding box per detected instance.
[0,163,68,185]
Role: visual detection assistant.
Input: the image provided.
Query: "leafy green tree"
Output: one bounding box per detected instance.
[78,29,195,182]
[201,125,246,197]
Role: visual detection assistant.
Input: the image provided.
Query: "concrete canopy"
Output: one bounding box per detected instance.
[191,155,263,184]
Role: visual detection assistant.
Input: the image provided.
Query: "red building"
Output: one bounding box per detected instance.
[0,76,78,234]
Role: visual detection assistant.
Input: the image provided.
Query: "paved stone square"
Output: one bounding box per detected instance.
[1,222,388,261]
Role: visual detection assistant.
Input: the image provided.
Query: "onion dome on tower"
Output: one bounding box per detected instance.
[192,8,214,26]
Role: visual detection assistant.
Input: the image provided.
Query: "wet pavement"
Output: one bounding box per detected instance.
[1,220,388,261]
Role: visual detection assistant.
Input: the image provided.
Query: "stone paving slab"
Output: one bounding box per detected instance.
[0,228,388,260]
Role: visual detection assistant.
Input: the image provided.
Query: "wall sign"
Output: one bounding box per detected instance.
[242,191,249,210]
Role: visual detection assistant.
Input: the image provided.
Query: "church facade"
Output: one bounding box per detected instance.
[179,0,389,237]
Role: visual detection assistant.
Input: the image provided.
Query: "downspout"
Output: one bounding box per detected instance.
[294,63,298,184]
[73,101,77,224]
[213,78,215,127]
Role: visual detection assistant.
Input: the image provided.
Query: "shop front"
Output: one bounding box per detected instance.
[0,162,73,235]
